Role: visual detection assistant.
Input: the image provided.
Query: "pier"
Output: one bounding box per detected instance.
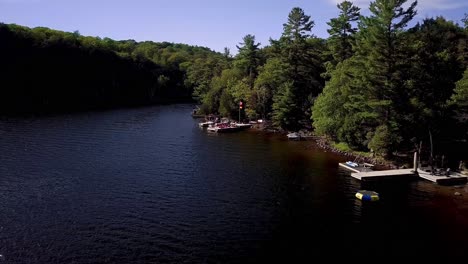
[341,151,467,185]
[417,169,468,185]
[350,169,417,181]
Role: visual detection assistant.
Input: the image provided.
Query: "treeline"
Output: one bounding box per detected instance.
[1,0,467,157]
[193,0,468,157]
[0,23,226,114]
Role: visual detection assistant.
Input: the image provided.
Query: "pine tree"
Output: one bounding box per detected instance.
[271,7,324,129]
[406,17,467,144]
[234,34,261,83]
[272,82,299,130]
[353,0,417,155]
[326,1,360,66]
[451,68,468,109]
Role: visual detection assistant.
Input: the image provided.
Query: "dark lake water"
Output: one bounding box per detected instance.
[0,104,467,263]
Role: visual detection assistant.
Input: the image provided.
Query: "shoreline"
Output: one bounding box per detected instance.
[249,121,400,169]
[198,113,466,172]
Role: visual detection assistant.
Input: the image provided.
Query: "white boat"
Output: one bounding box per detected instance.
[287,132,300,140]
[199,121,214,128]
[207,124,242,133]
[234,123,252,130]
[339,161,374,173]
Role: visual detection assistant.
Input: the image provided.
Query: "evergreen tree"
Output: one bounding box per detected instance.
[462,13,468,30]
[254,58,288,119]
[272,7,324,129]
[326,1,360,66]
[450,68,468,110]
[352,0,417,155]
[272,82,299,129]
[234,34,261,83]
[313,1,361,139]
[406,17,467,144]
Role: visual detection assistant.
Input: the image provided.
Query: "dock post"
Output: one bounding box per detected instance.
[413,152,418,172]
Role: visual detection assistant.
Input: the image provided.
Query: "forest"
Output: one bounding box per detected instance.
[0,22,227,114]
[1,0,467,158]
[191,0,468,159]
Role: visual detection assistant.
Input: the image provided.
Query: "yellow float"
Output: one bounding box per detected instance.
[355,190,379,201]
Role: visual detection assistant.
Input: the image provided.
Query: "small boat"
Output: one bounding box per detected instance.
[199,121,214,128]
[207,124,242,133]
[234,123,252,130]
[339,161,374,173]
[287,132,301,140]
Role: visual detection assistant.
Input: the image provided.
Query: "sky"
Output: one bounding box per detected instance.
[1,0,467,53]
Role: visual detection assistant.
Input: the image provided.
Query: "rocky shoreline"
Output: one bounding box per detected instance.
[313,135,401,169]
[253,121,401,169]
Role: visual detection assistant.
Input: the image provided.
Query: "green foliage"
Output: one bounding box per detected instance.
[406,17,467,142]
[234,34,261,81]
[272,82,299,130]
[332,142,352,152]
[282,7,314,41]
[2,3,467,159]
[326,1,360,66]
[271,7,325,128]
[0,23,225,114]
[367,124,402,157]
[313,60,354,137]
[462,13,468,30]
[254,58,288,118]
[219,90,235,117]
[450,68,468,108]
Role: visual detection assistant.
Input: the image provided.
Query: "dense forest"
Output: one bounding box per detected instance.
[1,0,467,159]
[191,0,468,159]
[0,22,227,114]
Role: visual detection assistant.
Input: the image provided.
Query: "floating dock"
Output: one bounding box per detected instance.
[351,169,416,181]
[342,152,468,185]
[348,168,467,185]
[417,169,468,185]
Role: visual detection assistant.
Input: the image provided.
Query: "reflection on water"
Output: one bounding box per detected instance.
[0,104,466,263]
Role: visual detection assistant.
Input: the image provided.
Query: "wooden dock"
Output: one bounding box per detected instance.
[351,169,417,181]
[417,170,468,185]
[342,152,468,185]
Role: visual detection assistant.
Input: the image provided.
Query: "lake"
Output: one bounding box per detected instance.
[0,104,467,263]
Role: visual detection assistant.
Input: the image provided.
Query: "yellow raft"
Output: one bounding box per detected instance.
[356,190,379,201]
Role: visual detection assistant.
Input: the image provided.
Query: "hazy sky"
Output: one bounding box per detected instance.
[1,0,467,53]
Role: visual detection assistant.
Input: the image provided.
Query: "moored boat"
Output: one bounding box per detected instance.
[234,123,252,130]
[199,121,214,128]
[287,132,300,140]
[207,124,242,133]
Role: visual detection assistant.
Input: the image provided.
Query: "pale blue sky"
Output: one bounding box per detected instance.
[1,0,467,53]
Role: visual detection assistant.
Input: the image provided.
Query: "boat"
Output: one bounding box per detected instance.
[199,121,214,128]
[339,161,374,173]
[207,123,242,133]
[234,123,252,130]
[287,132,301,140]
[198,114,220,128]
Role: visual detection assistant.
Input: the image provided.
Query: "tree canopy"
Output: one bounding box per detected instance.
[1,0,467,160]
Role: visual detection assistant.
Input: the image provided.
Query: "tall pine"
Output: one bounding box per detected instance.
[272,7,323,129]
[326,1,360,67]
[353,0,417,155]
